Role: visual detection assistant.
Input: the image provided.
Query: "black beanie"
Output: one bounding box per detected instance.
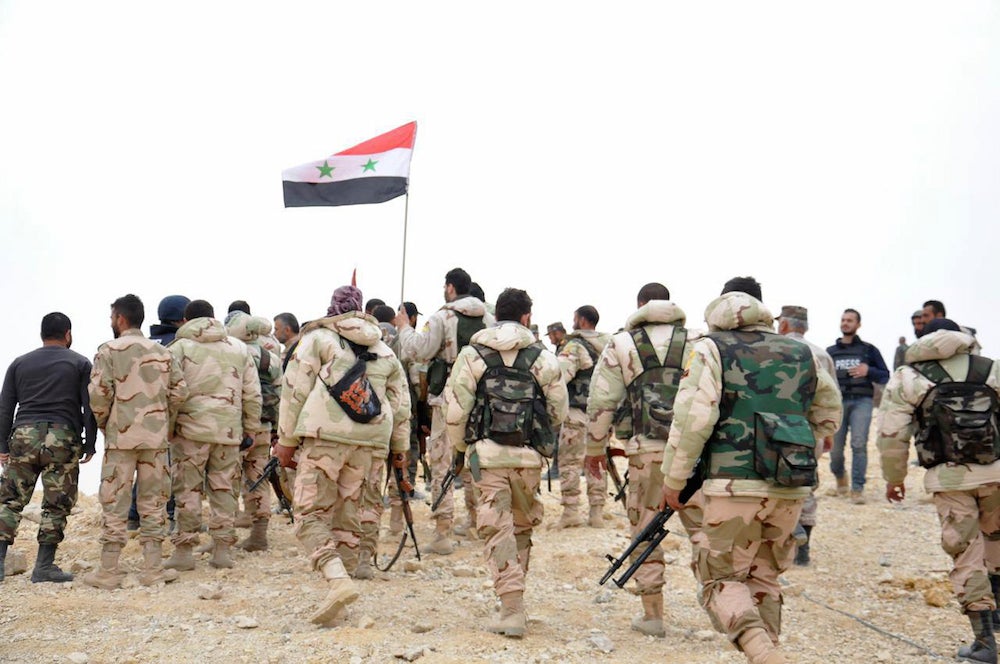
[923,318,961,335]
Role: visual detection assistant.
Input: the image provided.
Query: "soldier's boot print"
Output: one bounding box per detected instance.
[0,541,7,582]
[427,518,455,556]
[556,507,584,529]
[588,505,604,528]
[164,544,196,572]
[82,543,125,590]
[388,505,404,536]
[31,543,73,583]
[631,593,666,637]
[234,510,253,529]
[310,558,359,625]
[353,549,374,580]
[487,591,526,638]
[138,541,178,586]
[236,519,268,552]
[991,574,1000,627]
[738,627,786,664]
[794,525,813,566]
[958,610,998,663]
[210,540,234,569]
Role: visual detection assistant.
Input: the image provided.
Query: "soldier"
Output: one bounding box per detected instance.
[226,312,282,552]
[661,278,842,664]
[445,287,567,637]
[164,300,262,572]
[546,322,567,353]
[586,282,698,637]
[273,312,301,372]
[878,318,1000,663]
[557,305,612,528]
[775,305,837,566]
[274,285,410,625]
[393,267,495,555]
[0,312,97,583]
[83,295,187,589]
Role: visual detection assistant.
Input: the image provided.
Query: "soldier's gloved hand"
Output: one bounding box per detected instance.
[885,482,905,503]
[392,452,408,470]
[584,454,607,479]
[274,443,297,469]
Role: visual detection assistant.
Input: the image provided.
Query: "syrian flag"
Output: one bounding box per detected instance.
[282,122,416,208]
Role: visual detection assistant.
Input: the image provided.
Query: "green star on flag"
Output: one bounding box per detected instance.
[316,160,335,178]
[362,158,378,173]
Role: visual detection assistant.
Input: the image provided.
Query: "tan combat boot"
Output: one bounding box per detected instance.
[453,514,478,538]
[353,549,375,580]
[310,558,360,625]
[210,541,234,569]
[138,541,179,586]
[738,627,787,664]
[194,539,214,554]
[588,505,605,528]
[427,519,455,556]
[557,507,585,529]
[631,594,666,637]
[164,543,196,572]
[236,519,269,552]
[82,543,125,590]
[487,591,526,638]
[234,510,253,529]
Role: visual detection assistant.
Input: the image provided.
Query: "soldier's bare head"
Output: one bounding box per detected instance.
[41,312,72,348]
[228,300,250,315]
[444,267,472,303]
[721,276,762,302]
[573,305,599,331]
[365,298,385,315]
[637,283,670,308]
[111,294,144,338]
[184,300,215,322]
[840,308,861,335]
[273,312,300,344]
[496,288,533,327]
[922,300,946,326]
[911,310,925,337]
[470,282,486,303]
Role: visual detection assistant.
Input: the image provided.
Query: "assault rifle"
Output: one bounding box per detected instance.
[431,452,464,513]
[247,456,295,524]
[376,458,421,571]
[606,447,628,508]
[599,460,704,588]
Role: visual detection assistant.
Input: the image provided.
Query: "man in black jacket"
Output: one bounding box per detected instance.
[827,308,889,504]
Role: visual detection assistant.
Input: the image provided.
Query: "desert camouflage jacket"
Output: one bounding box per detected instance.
[227,312,283,434]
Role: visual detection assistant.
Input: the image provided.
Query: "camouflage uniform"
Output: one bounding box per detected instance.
[278,312,410,574]
[169,317,262,549]
[877,330,1000,615]
[88,329,188,545]
[558,329,612,521]
[397,296,494,541]
[662,293,842,661]
[445,321,568,634]
[587,301,701,605]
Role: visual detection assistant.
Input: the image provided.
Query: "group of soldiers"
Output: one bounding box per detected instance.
[0,269,998,664]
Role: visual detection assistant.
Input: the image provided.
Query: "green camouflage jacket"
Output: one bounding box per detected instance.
[661,293,842,499]
[877,330,1000,492]
[89,328,188,450]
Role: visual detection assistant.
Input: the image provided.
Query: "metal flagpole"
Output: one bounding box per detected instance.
[400,193,409,305]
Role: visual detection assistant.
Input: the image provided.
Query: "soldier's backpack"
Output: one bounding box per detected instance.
[566,337,601,410]
[319,339,382,424]
[427,312,486,397]
[612,326,687,441]
[912,355,1000,468]
[464,342,556,458]
[257,346,281,425]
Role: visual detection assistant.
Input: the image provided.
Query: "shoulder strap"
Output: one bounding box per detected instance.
[664,327,688,369]
[629,328,660,372]
[513,343,544,372]
[573,337,599,362]
[473,343,504,370]
[259,345,271,375]
[967,355,994,384]
[912,360,952,385]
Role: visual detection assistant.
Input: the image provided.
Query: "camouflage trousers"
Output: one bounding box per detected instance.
[359,455,387,557]
[475,466,543,597]
[627,451,703,595]
[0,423,81,545]
[99,448,169,545]
[933,484,1000,613]
[799,490,817,528]
[428,405,476,524]
[233,431,272,520]
[170,437,240,546]
[293,439,372,572]
[693,494,802,646]
[558,416,606,509]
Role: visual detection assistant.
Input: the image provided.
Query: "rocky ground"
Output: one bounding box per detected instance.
[0,442,971,664]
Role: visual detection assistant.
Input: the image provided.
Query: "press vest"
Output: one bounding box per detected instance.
[828,337,874,398]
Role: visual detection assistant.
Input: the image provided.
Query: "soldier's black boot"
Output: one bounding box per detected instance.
[794,525,813,566]
[0,541,8,582]
[31,543,74,583]
[990,574,1000,627]
[957,610,997,663]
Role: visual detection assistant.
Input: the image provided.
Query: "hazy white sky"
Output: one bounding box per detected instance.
[1,2,998,491]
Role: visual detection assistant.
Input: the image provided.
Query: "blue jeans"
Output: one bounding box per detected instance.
[829,396,873,492]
